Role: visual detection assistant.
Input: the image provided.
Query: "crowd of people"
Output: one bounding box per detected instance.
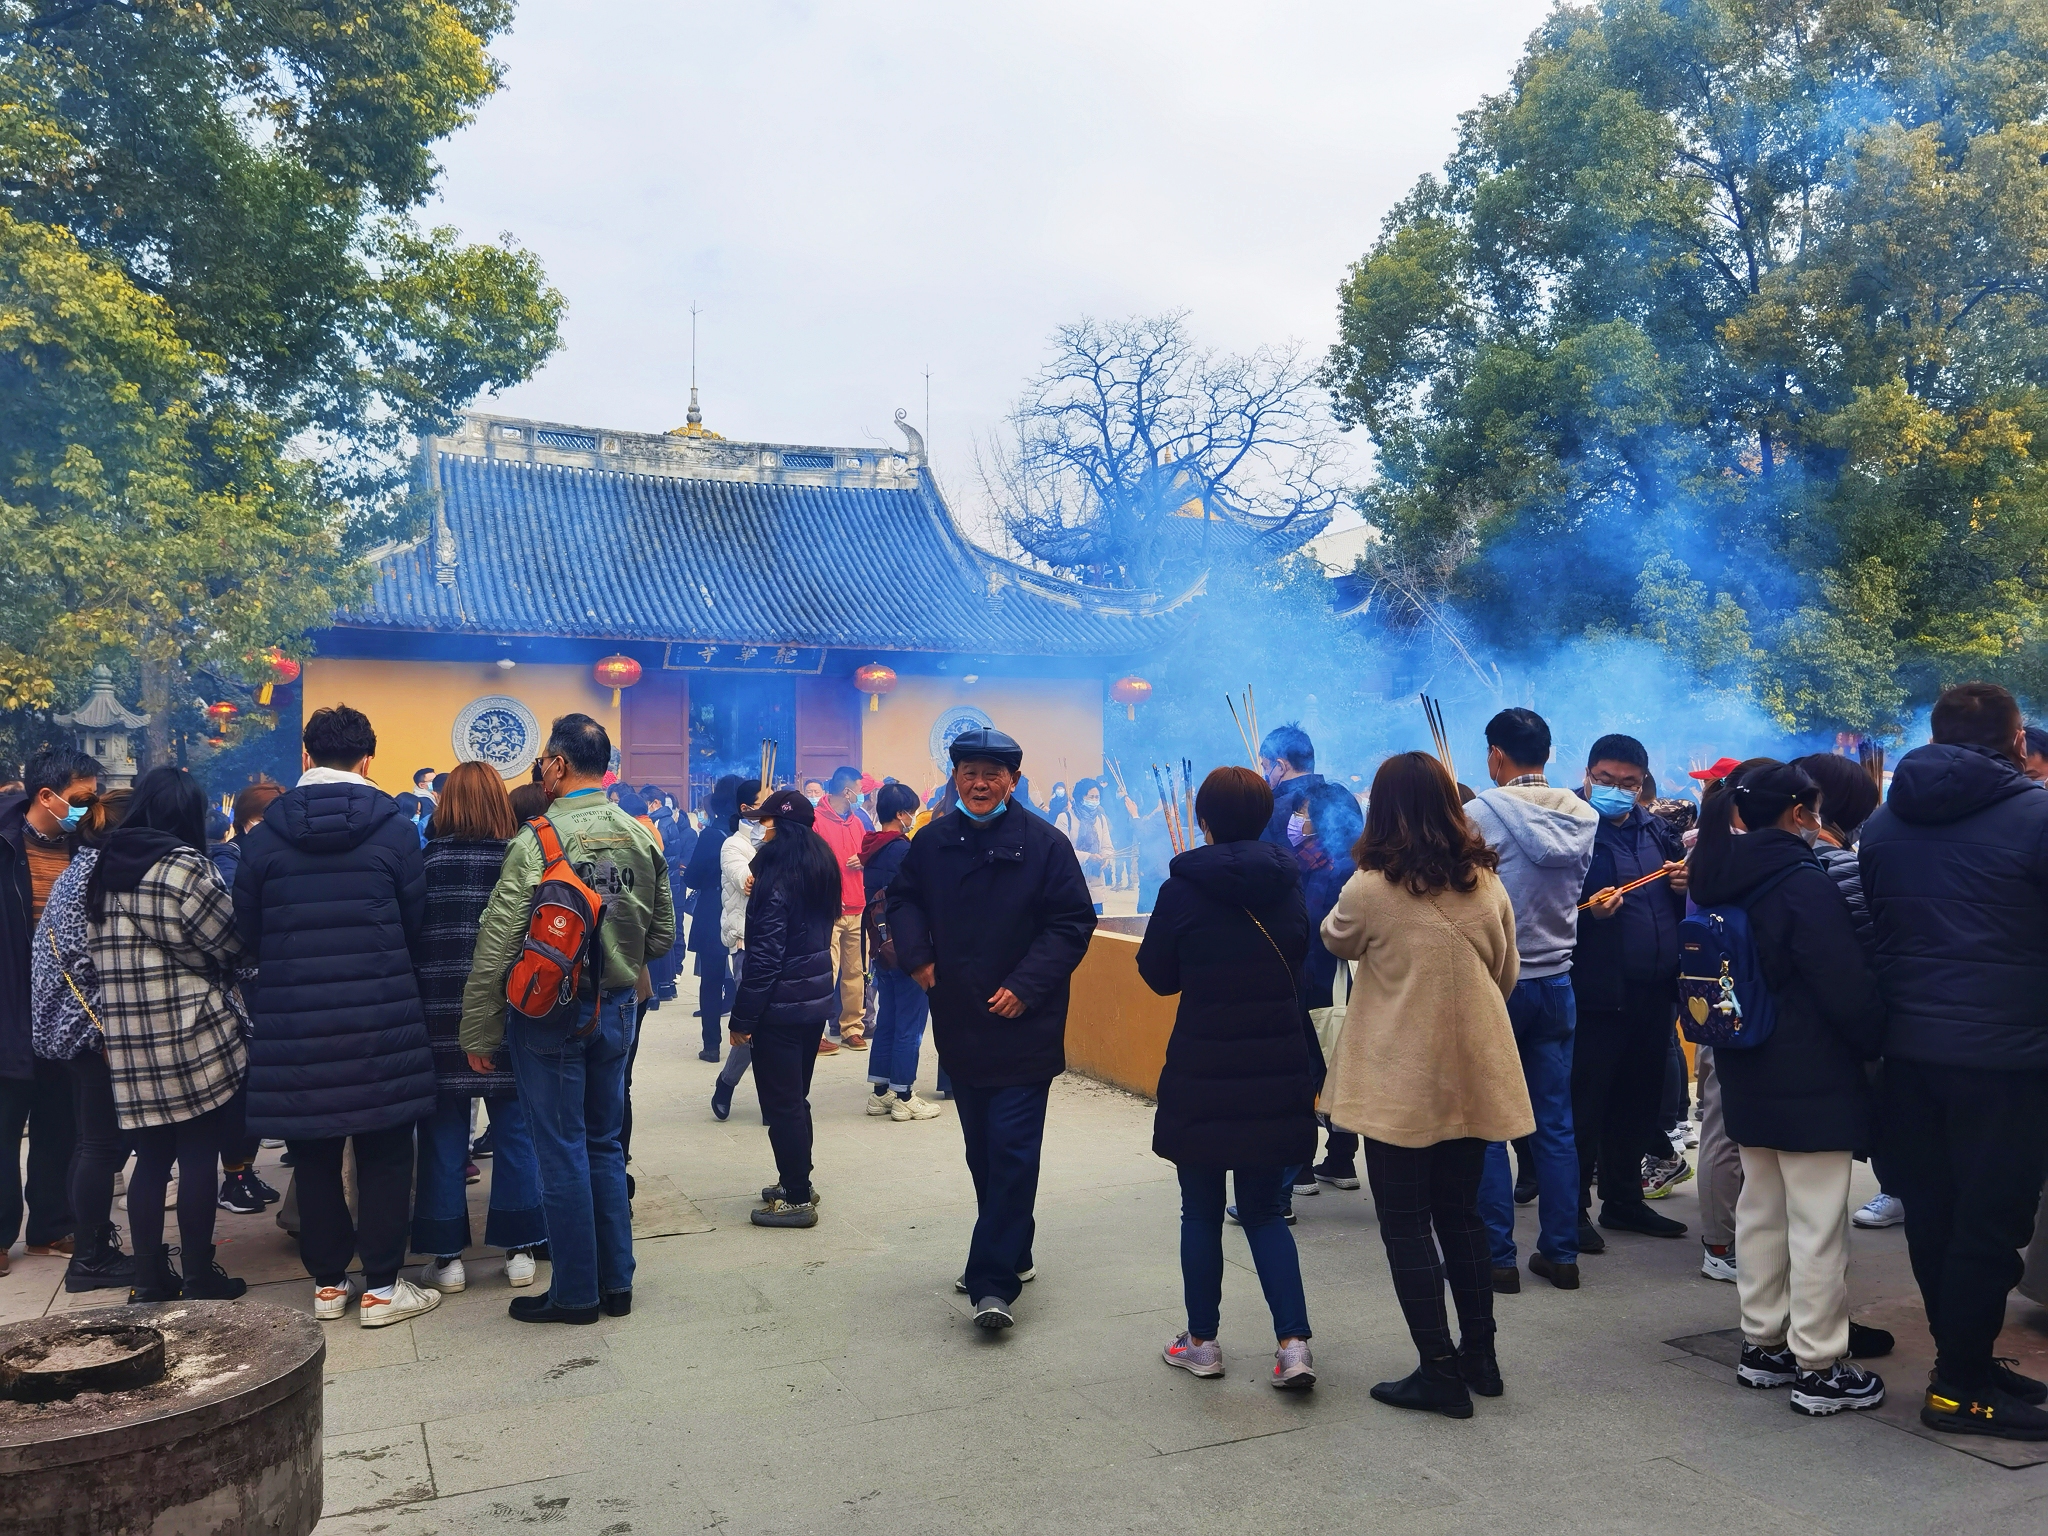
[3,680,2047,1445]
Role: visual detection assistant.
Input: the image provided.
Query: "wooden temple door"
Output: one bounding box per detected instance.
[793,675,862,791]
[621,670,691,808]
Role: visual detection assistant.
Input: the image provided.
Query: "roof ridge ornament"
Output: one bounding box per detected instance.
[893,408,925,463]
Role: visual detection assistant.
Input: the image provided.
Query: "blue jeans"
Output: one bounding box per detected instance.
[1179,1164,1311,1341]
[867,969,931,1095]
[953,1079,1051,1304]
[1480,974,1579,1265]
[509,989,637,1308]
[411,1093,549,1259]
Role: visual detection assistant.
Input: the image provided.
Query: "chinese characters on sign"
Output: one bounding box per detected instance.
[663,642,826,673]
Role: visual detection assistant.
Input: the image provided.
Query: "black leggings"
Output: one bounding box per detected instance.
[623,1000,648,1162]
[1361,1135,1494,1359]
[66,1052,125,1242]
[128,1102,231,1264]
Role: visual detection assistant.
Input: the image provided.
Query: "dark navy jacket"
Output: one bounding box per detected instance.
[231,779,434,1139]
[889,802,1097,1088]
[729,882,836,1033]
[1859,743,2048,1070]
[1137,840,1318,1169]
[1571,804,1685,1012]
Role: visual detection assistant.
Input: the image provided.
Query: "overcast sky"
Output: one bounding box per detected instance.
[427,1,1553,527]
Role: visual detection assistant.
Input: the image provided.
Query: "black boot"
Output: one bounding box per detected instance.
[128,1243,183,1304]
[1458,1333,1504,1397]
[181,1244,247,1300]
[1371,1353,1474,1418]
[63,1223,134,1293]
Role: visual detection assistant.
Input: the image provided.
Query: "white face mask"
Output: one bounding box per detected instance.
[740,819,766,846]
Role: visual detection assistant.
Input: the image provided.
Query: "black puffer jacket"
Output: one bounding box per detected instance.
[1813,843,1873,959]
[890,801,1097,1088]
[231,779,434,1140]
[1690,828,1883,1152]
[729,882,835,1033]
[1572,804,1686,1011]
[1137,840,1318,1169]
[1859,743,2048,1070]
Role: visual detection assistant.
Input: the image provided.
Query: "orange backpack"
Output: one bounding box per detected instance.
[504,816,607,1037]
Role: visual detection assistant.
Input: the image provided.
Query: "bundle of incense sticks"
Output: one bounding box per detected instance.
[1226,694,1256,766]
[1183,757,1198,845]
[1858,740,1886,790]
[1104,757,1132,804]
[1576,866,1673,911]
[1420,693,1456,781]
[1151,763,1186,854]
[759,737,777,790]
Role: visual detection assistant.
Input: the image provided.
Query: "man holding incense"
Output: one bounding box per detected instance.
[888,728,1096,1332]
[1568,732,1690,1250]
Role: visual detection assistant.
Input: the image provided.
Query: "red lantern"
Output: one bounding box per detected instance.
[594,653,643,707]
[205,700,237,739]
[256,647,300,706]
[854,663,898,712]
[1110,675,1152,722]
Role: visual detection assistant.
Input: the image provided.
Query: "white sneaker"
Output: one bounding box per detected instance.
[420,1256,466,1293]
[865,1092,895,1116]
[890,1094,942,1121]
[313,1279,358,1320]
[1701,1245,1738,1283]
[360,1277,441,1328]
[1852,1193,1904,1229]
[505,1250,537,1287]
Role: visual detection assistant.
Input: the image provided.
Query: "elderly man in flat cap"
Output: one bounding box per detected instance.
[889,728,1097,1330]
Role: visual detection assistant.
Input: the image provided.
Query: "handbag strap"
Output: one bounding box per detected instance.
[47,928,101,1032]
[1242,907,1300,1006]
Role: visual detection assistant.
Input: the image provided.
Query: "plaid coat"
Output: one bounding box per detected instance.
[419,838,517,1097]
[89,847,249,1130]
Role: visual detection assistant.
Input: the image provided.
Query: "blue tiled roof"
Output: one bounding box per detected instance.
[344,453,1181,657]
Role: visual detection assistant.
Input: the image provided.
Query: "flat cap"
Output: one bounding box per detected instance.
[948,727,1023,770]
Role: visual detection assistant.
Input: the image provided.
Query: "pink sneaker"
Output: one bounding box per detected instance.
[1162,1332,1224,1378]
[1272,1339,1316,1390]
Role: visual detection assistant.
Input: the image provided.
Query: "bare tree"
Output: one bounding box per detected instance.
[982,314,1343,590]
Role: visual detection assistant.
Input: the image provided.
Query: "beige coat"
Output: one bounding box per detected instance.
[1319,866,1534,1148]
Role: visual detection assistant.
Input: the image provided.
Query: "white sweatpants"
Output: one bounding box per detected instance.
[1735,1145,1853,1370]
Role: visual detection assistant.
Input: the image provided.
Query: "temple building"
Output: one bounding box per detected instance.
[306,406,1183,804]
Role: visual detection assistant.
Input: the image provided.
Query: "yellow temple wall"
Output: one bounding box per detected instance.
[301,659,618,794]
[859,676,1104,796]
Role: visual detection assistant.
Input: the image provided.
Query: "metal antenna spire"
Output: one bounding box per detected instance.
[687,303,704,427]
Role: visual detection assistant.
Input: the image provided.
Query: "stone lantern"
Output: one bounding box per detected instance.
[53,666,151,788]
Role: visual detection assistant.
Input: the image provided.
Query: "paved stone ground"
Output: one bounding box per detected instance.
[10,971,2048,1534]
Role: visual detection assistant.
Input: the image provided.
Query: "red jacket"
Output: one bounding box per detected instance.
[814,798,866,914]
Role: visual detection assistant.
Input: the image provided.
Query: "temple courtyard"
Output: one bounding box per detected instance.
[7,973,2048,1535]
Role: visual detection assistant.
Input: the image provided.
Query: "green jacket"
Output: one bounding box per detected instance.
[460,788,676,1055]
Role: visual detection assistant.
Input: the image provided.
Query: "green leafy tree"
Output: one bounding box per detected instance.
[0,0,563,764]
[1325,0,2048,732]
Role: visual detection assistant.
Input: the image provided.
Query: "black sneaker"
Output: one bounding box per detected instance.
[1994,1359,2048,1406]
[249,1171,280,1205]
[1790,1362,1884,1416]
[1225,1204,1297,1227]
[1491,1265,1521,1294]
[1312,1162,1361,1190]
[1598,1200,1688,1239]
[470,1127,495,1159]
[1577,1220,1607,1255]
[1513,1171,1538,1205]
[1922,1378,2048,1440]
[1737,1342,1798,1389]
[1848,1321,1894,1359]
[217,1170,263,1215]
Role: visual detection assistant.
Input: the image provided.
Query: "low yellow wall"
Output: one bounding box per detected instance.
[301,659,617,794]
[1065,928,1173,1099]
[862,676,1103,795]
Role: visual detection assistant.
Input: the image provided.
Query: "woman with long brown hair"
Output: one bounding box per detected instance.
[414,762,549,1293]
[1321,751,1531,1418]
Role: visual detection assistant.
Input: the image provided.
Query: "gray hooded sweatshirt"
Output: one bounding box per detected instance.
[1466,784,1599,979]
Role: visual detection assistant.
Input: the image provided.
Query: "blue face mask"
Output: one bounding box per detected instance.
[1588,785,1637,820]
[956,797,1009,825]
